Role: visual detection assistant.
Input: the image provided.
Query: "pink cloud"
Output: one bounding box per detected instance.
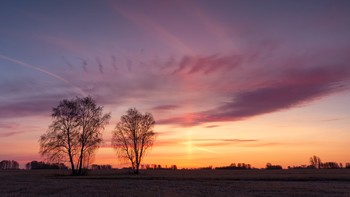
[0,122,42,137]
[2,40,350,131]
[0,131,25,137]
[0,122,20,129]
[172,54,242,75]
[159,63,350,126]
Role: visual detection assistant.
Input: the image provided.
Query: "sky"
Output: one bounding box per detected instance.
[1,0,350,169]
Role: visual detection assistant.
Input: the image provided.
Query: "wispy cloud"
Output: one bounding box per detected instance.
[0,122,20,129]
[0,54,70,84]
[0,122,41,137]
[0,93,74,118]
[0,54,86,96]
[205,125,220,128]
[0,131,26,137]
[171,54,242,75]
[3,48,350,125]
[159,62,350,126]
[152,105,179,111]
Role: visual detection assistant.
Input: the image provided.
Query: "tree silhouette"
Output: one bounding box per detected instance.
[322,162,340,169]
[265,163,282,169]
[25,161,67,169]
[39,96,110,175]
[309,155,322,169]
[0,160,19,170]
[346,163,350,169]
[112,108,156,174]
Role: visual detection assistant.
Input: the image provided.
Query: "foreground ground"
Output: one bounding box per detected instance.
[1,169,350,197]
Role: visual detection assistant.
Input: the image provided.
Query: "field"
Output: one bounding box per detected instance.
[1,169,350,197]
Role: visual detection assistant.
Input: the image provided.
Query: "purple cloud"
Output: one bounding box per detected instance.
[152,105,179,111]
[0,92,79,119]
[2,44,350,127]
[159,63,350,126]
[172,54,242,75]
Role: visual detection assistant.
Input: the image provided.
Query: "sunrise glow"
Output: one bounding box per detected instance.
[1,0,350,170]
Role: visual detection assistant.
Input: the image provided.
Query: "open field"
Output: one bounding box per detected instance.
[1,169,350,197]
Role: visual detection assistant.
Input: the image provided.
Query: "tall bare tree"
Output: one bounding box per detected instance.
[40,96,110,175]
[112,108,156,174]
[309,155,322,169]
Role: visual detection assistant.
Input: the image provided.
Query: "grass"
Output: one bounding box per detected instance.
[1,169,350,196]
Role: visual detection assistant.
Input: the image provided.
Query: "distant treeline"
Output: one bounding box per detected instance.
[0,160,19,170]
[2,156,350,170]
[216,163,252,170]
[289,162,350,169]
[25,161,67,170]
[287,155,350,170]
[91,164,112,170]
[140,164,178,170]
[265,163,282,170]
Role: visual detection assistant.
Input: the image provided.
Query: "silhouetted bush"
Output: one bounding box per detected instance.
[265,163,282,170]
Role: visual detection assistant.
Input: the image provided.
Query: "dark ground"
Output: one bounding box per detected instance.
[1,169,350,197]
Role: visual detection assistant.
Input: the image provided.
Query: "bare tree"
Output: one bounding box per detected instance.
[309,155,322,169]
[40,96,110,175]
[112,108,156,174]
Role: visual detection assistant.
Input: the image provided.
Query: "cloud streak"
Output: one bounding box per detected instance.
[152,105,179,111]
[0,54,69,84]
[3,47,350,126]
[0,93,74,118]
[159,62,350,126]
[172,54,242,75]
[0,54,86,96]
[0,131,26,137]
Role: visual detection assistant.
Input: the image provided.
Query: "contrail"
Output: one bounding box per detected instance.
[0,54,86,96]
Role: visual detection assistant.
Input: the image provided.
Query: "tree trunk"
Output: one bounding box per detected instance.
[135,163,139,174]
[131,161,136,174]
[67,129,76,175]
[78,147,84,175]
[69,156,75,175]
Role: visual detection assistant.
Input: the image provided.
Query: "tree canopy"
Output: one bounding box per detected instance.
[112,108,156,174]
[39,96,110,175]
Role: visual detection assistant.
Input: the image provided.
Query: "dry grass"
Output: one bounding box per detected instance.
[1,169,350,196]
